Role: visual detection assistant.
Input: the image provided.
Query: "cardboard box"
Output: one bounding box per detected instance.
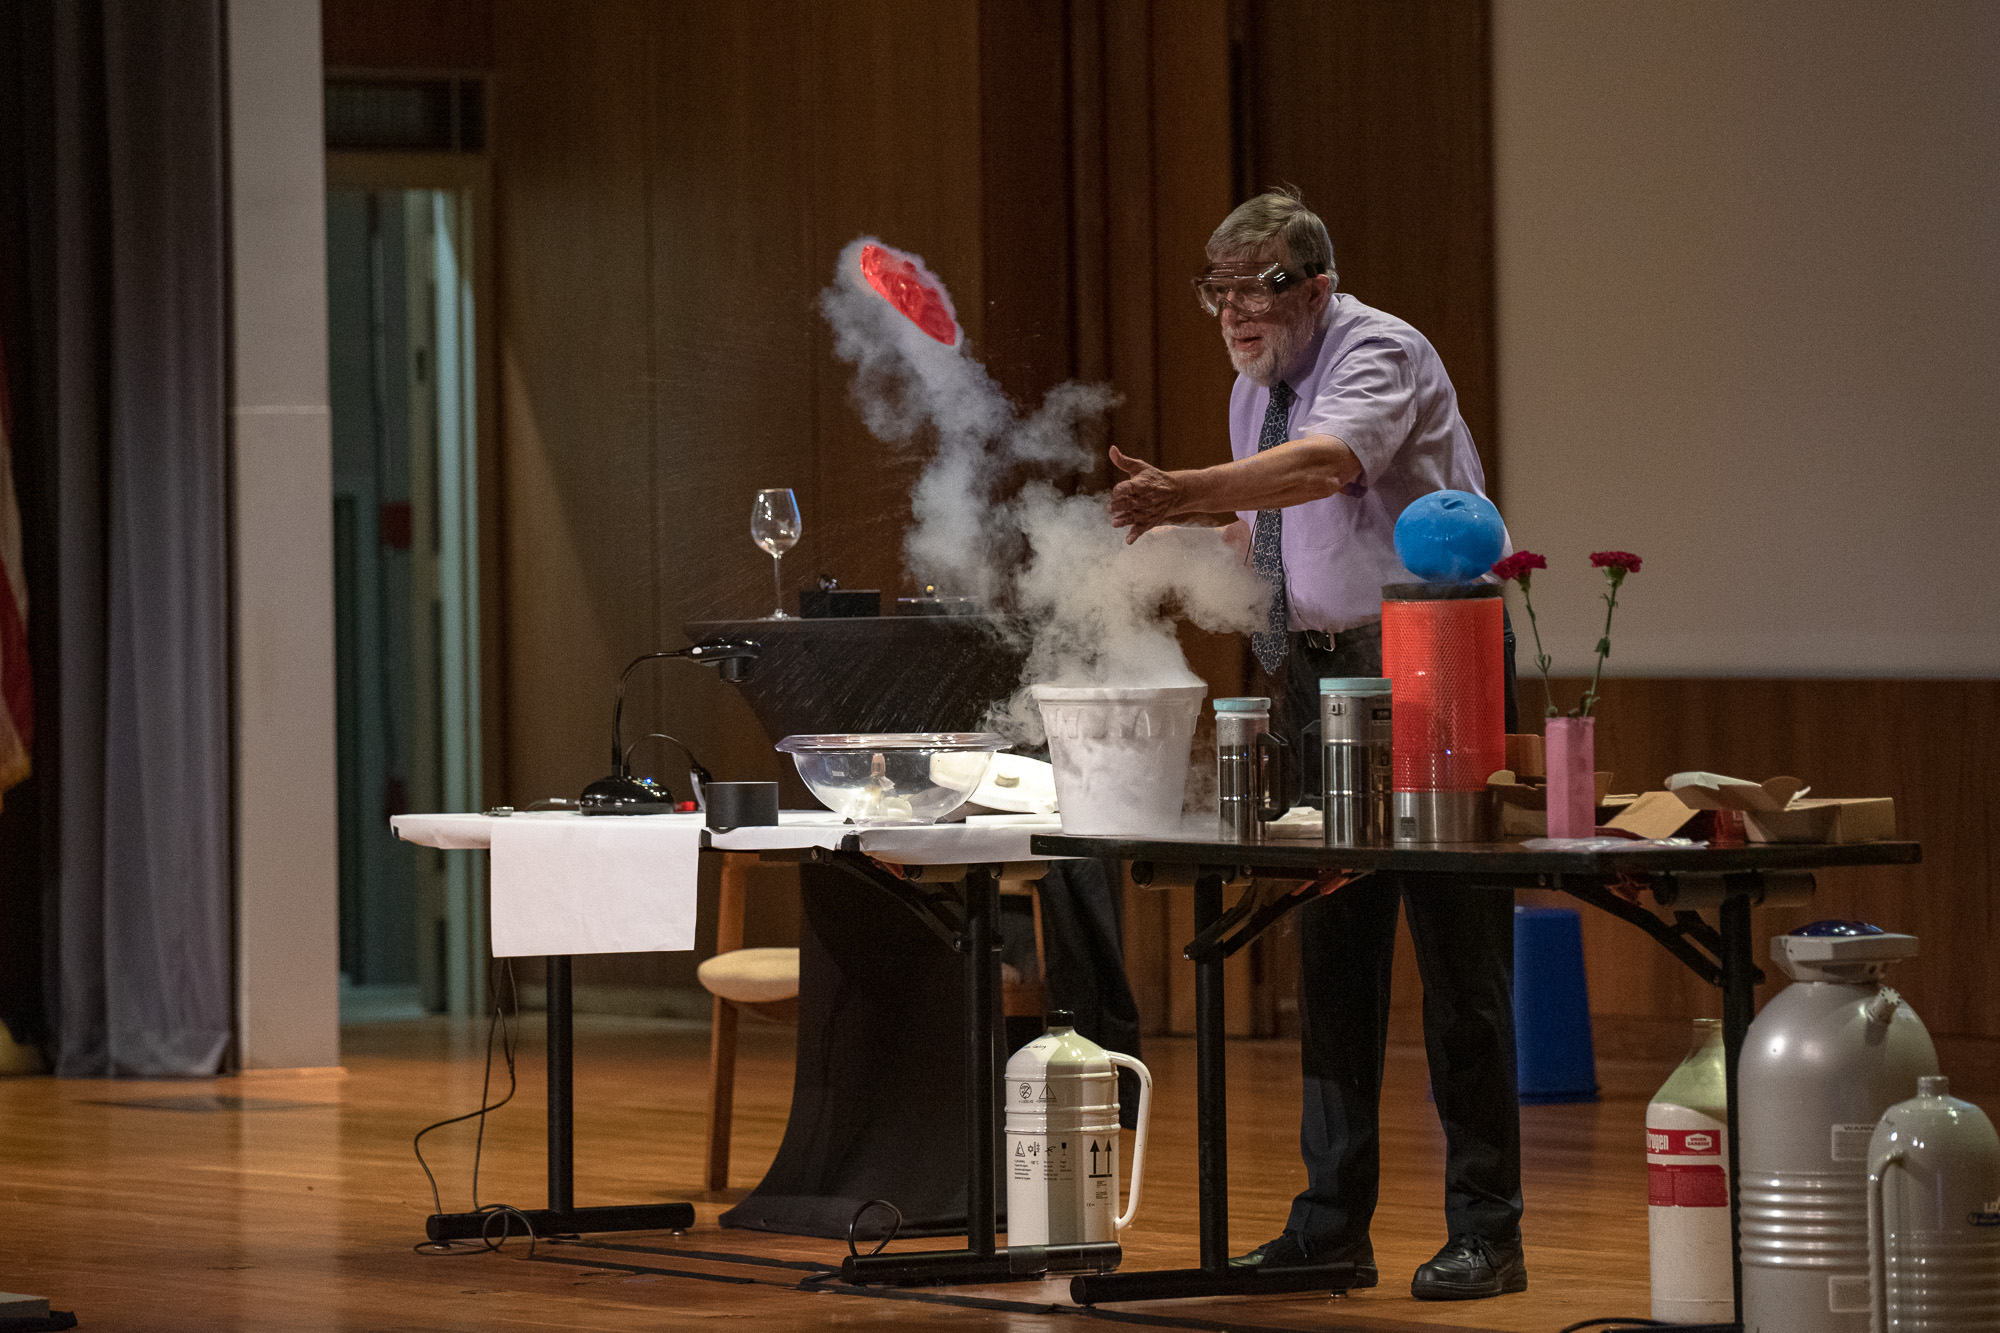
[1667,772,1805,813]
[1743,798,1897,845]
[1666,771,1896,844]
[1488,770,1631,839]
[1505,734,1546,779]
[1606,789,1703,841]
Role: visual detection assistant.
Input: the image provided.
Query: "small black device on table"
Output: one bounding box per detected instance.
[1023,833,1923,1319]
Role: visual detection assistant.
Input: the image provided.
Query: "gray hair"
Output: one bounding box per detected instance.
[1207,186,1337,289]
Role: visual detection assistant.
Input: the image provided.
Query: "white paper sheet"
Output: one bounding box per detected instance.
[487,815,702,957]
[856,817,1064,864]
[391,811,504,849]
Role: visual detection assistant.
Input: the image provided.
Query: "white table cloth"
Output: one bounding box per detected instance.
[388,811,1066,958]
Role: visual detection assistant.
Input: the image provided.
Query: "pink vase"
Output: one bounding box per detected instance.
[1545,716,1597,839]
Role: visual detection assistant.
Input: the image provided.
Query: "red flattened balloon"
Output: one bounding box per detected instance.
[859,243,959,347]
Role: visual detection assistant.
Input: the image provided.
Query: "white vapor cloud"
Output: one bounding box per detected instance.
[822,237,1268,741]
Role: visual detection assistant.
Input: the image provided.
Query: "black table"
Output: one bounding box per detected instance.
[425,950,697,1243]
[1024,833,1924,1319]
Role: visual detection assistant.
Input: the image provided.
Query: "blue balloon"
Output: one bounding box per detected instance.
[1393,490,1507,583]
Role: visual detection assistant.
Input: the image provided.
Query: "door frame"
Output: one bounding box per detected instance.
[326,151,501,1017]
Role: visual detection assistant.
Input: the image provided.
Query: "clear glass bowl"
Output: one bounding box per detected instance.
[775,733,1010,825]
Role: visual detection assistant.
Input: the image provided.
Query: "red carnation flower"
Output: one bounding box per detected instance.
[1590,550,1643,575]
[1491,551,1548,582]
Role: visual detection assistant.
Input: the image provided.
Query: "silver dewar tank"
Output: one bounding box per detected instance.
[1741,922,1940,1333]
[1867,1075,2000,1331]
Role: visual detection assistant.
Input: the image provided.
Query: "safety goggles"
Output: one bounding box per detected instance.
[1192,263,1310,317]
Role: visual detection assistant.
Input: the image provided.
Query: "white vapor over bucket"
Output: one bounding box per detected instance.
[1033,684,1207,835]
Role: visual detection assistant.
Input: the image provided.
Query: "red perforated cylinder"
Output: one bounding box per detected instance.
[1381,584,1505,794]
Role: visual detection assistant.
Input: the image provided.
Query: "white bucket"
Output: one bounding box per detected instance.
[1032,684,1207,835]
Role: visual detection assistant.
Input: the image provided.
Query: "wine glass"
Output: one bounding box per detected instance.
[750,488,802,619]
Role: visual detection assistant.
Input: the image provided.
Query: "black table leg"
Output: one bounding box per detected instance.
[1194,872,1229,1268]
[425,953,695,1243]
[548,954,574,1211]
[966,868,1001,1259]
[1070,870,1357,1305]
[1720,893,1755,1330]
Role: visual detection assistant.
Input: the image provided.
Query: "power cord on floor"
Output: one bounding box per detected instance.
[845,1198,903,1258]
[412,960,539,1257]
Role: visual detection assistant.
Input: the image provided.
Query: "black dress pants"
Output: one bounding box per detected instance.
[1269,620,1525,1246]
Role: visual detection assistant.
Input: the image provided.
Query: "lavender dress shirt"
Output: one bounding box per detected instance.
[1230,293,1506,633]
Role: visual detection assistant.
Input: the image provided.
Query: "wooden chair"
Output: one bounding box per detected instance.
[696,856,1049,1192]
[696,854,798,1193]
[999,866,1049,1020]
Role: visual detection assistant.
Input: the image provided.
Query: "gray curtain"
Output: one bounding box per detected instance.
[41,0,233,1077]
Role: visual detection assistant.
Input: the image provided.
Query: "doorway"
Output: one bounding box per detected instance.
[326,176,488,1020]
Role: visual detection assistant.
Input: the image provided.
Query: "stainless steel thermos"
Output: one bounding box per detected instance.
[1215,698,1287,842]
[1320,677,1392,846]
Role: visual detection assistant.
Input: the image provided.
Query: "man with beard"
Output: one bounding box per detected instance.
[1106,188,1525,1302]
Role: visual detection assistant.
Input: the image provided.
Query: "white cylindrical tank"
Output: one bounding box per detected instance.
[1868,1074,2000,1331]
[1650,1017,1733,1323]
[1004,1012,1151,1252]
[1742,922,1940,1333]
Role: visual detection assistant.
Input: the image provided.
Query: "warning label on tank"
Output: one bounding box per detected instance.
[1830,1123,1874,1162]
[1648,1163,1727,1207]
[1645,1128,1721,1157]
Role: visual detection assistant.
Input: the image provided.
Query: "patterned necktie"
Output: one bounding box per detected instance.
[1250,379,1297,675]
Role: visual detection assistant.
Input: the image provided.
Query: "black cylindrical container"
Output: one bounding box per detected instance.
[704,781,780,832]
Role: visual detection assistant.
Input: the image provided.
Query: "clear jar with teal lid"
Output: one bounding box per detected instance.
[1214,697,1284,842]
[1212,696,1271,749]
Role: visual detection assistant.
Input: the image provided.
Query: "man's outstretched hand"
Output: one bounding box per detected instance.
[1106,446,1184,544]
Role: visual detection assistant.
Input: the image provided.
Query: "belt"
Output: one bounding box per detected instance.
[1299,620,1385,654]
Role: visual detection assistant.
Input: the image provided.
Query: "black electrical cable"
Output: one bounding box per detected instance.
[621,731,715,791]
[412,960,539,1257]
[845,1199,903,1258]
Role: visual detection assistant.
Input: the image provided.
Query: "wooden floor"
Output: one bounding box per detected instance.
[7,1016,1984,1332]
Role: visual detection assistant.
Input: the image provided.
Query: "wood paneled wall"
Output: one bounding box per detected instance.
[1537,676,2000,1081]
[491,0,996,987]
[487,1,1255,991]
[1239,0,1499,493]
[1118,0,1501,1036]
[494,0,986,814]
[480,1,1506,1003]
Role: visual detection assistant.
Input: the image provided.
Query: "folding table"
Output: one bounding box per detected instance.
[1026,831,1922,1321]
[390,811,1082,1276]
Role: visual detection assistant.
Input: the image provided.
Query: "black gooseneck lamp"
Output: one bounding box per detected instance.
[578,636,761,815]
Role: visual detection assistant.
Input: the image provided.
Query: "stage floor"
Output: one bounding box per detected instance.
[9,1011,1957,1332]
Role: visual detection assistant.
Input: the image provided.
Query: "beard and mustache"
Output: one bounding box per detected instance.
[1223,303,1319,387]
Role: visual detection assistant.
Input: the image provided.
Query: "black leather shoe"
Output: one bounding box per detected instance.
[1229,1233,1378,1288]
[1410,1234,1527,1300]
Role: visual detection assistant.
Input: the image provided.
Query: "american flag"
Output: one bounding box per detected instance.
[0,342,28,805]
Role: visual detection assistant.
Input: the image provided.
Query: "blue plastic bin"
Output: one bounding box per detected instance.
[1512,906,1599,1104]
